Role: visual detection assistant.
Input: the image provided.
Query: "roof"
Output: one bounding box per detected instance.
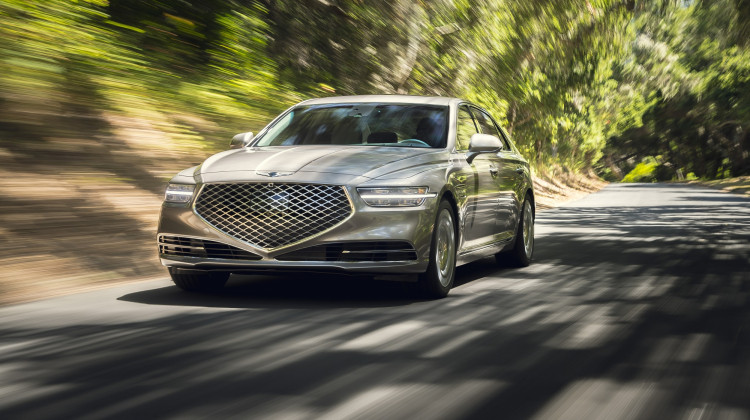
[299,95,462,107]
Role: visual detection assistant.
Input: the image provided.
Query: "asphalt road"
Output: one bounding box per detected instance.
[1,184,749,419]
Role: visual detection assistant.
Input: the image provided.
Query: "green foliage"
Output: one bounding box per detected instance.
[622,157,659,183]
[602,0,750,180]
[0,0,748,178]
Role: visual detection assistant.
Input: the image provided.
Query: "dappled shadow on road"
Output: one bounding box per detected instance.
[1,187,749,419]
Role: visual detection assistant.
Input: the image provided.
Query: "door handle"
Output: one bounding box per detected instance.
[515,167,524,175]
[489,166,499,176]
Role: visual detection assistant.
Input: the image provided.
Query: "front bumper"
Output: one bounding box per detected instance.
[156,189,437,274]
[159,253,426,274]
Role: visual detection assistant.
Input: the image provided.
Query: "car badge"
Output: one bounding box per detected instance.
[256,170,293,177]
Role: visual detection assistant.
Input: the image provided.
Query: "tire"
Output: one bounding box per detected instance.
[169,268,230,292]
[417,200,457,299]
[496,195,534,267]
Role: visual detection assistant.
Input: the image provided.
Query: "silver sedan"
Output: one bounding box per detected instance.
[157,95,535,298]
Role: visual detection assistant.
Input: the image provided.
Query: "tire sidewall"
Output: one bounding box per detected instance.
[420,200,457,297]
[516,197,533,265]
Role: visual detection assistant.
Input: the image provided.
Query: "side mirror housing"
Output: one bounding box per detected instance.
[466,133,501,163]
[230,132,254,149]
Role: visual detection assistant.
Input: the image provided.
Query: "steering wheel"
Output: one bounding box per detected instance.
[398,138,430,147]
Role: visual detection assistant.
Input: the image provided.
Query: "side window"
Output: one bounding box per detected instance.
[456,106,478,151]
[494,123,513,151]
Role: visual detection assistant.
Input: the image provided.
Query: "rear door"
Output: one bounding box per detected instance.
[495,125,529,235]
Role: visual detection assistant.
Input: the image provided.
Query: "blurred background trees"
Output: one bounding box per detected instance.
[1,0,748,181]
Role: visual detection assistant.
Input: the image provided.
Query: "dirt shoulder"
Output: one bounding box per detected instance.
[682,176,750,196]
[533,169,609,210]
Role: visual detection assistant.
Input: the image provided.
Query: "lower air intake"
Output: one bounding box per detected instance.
[158,236,261,260]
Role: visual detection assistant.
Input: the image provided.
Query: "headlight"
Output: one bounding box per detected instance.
[357,186,437,207]
[164,183,196,203]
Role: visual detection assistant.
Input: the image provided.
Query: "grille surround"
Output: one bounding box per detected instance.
[194,183,353,251]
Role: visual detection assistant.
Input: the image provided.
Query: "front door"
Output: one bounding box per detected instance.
[455,105,499,250]
[471,107,516,242]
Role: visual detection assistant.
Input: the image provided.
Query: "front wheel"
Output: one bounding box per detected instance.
[169,268,230,293]
[417,200,457,298]
[497,196,534,267]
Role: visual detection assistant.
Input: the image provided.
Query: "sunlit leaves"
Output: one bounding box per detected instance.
[1,0,747,178]
[605,0,750,179]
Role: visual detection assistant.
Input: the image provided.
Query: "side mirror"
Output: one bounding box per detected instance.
[466,133,501,163]
[230,132,254,149]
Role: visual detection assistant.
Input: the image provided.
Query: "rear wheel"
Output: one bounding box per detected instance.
[496,196,534,267]
[169,268,230,292]
[418,200,457,298]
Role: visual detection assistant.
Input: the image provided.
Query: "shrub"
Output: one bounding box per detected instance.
[621,157,658,183]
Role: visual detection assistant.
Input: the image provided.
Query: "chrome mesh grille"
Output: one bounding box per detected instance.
[194,183,352,249]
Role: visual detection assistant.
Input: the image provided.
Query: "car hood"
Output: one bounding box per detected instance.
[195,146,442,183]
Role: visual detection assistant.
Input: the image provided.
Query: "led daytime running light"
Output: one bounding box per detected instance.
[165,183,196,203]
[357,187,436,207]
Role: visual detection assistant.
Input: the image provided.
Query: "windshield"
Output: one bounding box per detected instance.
[254,103,449,148]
